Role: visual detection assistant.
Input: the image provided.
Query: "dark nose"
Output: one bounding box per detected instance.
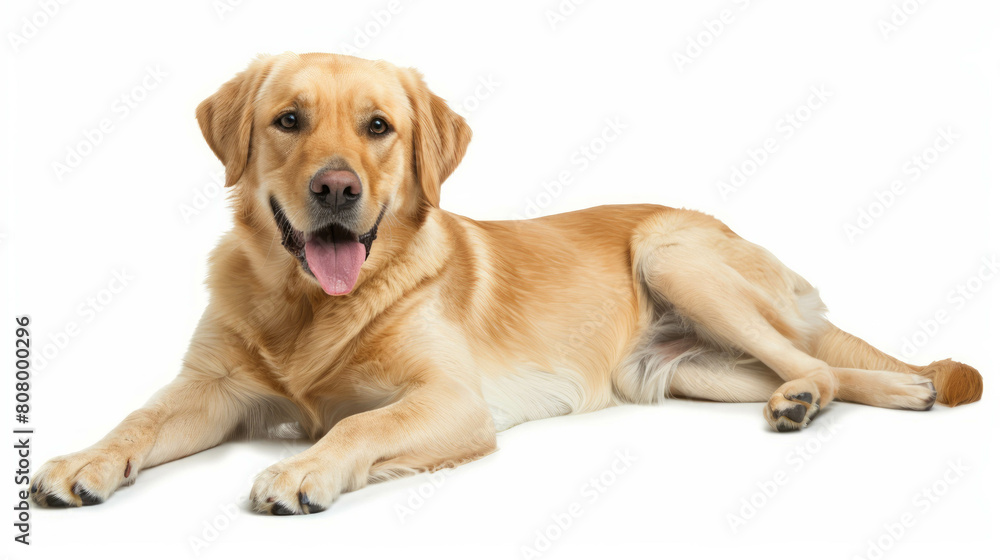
[309,169,362,211]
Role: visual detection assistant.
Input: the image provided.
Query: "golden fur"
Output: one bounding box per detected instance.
[31,53,983,514]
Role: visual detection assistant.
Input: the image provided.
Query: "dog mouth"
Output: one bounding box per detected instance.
[270,197,384,296]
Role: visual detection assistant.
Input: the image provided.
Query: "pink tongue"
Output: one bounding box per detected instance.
[304,237,366,295]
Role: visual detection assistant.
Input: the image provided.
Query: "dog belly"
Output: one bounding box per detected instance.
[479,367,590,431]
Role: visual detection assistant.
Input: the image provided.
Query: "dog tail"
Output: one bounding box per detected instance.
[813,325,983,407]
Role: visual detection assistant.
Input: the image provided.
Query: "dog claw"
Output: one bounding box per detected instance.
[298,492,324,514]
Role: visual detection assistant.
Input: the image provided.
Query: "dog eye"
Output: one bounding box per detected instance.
[369,117,389,135]
[276,113,298,130]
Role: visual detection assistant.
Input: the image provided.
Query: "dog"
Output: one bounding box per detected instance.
[30,52,983,515]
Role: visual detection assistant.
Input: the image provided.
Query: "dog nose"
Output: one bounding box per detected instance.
[309,169,362,210]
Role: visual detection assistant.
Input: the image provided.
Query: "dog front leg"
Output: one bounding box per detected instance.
[250,379,496,515]
[31,313,272,507]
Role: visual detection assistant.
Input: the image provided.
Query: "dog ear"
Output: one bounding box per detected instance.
[196,56,274,187]
[398,68,472,207]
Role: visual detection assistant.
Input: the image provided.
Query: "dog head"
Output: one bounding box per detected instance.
[196,53,471,295]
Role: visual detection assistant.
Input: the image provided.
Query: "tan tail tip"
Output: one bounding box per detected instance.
[921,359,984,407]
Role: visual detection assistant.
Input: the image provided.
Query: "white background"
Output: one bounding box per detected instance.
[2,0,998,559]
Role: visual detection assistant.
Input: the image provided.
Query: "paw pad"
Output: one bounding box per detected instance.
[789,392,813,405]
[773,402,808,423]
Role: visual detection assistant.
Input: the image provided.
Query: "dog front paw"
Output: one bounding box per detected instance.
[31,448,136,508]
[250,456,352,515]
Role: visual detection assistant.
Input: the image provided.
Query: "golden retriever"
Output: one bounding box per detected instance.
[31,52,983,514]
